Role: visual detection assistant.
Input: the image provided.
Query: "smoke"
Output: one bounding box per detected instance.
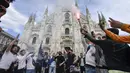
[57,0,75,9]
[57,0,80,17]
[72,5,80,18]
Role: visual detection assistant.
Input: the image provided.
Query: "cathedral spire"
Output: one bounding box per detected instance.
[27,13,33,23]
[24,14,33,29]
[42,6,48,22]
[75,0,79,8]
[44,6,48,16]
[31,13,36,24]
[86,7,90,16]
[86,7,91,24]
[25,13,35,27]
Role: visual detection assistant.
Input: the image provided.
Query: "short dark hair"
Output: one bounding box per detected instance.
[58,51,62,55]
[102,36,106,38]
[107,28,119,35]
[70,49,73,52]
[65,47,71,50]
[11,44,20,53]
[10,0,15,2]
[20,49,25,53]
[91,31,95,38]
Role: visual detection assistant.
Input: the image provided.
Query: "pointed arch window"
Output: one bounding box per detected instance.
[47,25,52,32]
[46,37,50,44]
[32,37,36,44]
[65,28,69,34]
[64,12,70,22]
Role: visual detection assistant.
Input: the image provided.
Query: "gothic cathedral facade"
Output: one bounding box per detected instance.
[18,0,103,56]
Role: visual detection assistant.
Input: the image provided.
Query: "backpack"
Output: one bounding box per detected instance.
[85,44,108,73]
[86,44,107,67]
[95,45,107,67]
[94,45,108,73]
[32,58,36,67]
[85,45,92,54]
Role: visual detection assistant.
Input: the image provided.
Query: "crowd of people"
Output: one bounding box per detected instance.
[0,13,130,73]
[0,39,85,73]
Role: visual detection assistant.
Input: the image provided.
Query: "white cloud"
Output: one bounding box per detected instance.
[86,0,130,23]
[2,28,9,32]
[14,28,21,33]
[1,0,130,36]
[0,4,28,34]
[84,0,130,35]
[56,0,75,8]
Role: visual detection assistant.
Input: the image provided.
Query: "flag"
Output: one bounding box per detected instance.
[37,41,44,60]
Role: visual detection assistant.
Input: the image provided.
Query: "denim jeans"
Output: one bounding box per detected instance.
[49,67,56,73]
[26,69,35,73]
[85,66,96,73]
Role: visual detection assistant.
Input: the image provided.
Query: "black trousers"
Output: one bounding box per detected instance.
[35,66,42,73]
[17,68,25,73]
[80,66,85,73]
[66,68,70,73]
[0,69,6,73]
[45,68,49,73]
[57,67,64,73]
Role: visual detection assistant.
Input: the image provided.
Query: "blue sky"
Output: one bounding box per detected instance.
[0,0,130,37]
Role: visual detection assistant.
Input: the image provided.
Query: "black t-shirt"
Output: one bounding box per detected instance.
[56,56,65,67]
[66,53,76,67]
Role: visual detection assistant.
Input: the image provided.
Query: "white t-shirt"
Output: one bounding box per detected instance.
[0,51,17,69]
[80,58,84,66]
[26,56,35,69]
[17,53,30,69]
[85,45,96,67]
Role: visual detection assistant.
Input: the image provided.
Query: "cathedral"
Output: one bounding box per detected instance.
[18,0,103,56]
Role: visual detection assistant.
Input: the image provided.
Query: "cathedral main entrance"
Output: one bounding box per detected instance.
[64,47,71,51]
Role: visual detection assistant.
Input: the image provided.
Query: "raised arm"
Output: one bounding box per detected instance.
[109,18,130,33]
[22,52,33,61]
[104,30,130,43]
[98,16,130,43]
[120,24,130,33]
[6,34,19,52]
[80,29,100,45]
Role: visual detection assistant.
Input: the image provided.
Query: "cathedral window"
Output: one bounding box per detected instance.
[64,12,70,22]
[65,28,69,34]
[32,37,36,44]
[47,25,52,32]
[46,37,50,44]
